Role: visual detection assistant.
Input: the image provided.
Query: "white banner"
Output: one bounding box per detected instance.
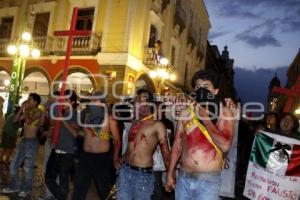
[243,162,300,200]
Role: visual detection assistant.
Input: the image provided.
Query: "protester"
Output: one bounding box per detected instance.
[0,106,21,165]
[166,69,234,200]
[45,90,79,200]
[279,112,299,138]
[2,93,43,198]
[116,88,170,200]
[72,91,121,200]
[264,112,279,131]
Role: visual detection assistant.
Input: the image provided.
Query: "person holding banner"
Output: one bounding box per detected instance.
[166,69,234,200]
[116,88,170,200]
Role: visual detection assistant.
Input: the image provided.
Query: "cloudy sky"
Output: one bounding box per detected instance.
[204,0,300,69]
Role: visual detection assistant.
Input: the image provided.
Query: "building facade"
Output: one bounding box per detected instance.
[0,0,210,106]
[269,49,300,113]
[205,42,237,102]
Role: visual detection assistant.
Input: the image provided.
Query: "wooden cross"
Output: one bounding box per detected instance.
[272,75,300,112]
[52,7,91,145]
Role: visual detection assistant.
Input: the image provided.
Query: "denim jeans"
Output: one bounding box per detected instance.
[175,170,221,200]
[9,138,39,192]
[116,164,155,200]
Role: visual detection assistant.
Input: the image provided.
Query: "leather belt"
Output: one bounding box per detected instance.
[124,162,153,174]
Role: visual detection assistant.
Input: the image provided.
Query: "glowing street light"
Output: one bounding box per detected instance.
[22,32,31,42]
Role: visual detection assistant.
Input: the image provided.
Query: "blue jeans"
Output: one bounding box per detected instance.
[9,138,39,192]
[175,170,221,200]
[116,164,154,200]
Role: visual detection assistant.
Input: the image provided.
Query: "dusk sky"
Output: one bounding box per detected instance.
[204,0,300,69]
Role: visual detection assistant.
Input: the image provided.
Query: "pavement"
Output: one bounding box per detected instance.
[0,145,116,200]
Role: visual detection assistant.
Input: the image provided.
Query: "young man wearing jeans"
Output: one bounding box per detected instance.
[2,93,42,198]
[166,69,234,200]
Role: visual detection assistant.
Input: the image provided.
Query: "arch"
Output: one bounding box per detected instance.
[25,65,51,86]
[135,73,156,93]
[53,66,97,89]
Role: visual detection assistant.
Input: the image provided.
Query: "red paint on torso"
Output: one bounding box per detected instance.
[128,122,142,142]
[186,127,214,153]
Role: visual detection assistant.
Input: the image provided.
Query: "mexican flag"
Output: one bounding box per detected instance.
[244,131,300,200]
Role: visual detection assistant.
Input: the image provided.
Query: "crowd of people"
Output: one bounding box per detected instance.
[0,69,298,200]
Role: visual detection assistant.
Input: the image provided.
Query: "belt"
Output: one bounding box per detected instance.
[124,162,153,174]
[55,149,68,154]
[179,170,220,179]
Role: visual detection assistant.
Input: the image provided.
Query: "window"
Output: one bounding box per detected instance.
[76,8,95,30]
[148,25,157,47]
[171,46,176,66]
[0,17,14,39]
[32,13,50,37]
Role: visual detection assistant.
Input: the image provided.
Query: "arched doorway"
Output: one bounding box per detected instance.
[20,71,50,105]
[54,68,96,97]
[135,74,156,93]
[0,70,11,114]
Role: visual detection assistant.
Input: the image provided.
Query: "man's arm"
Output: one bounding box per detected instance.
[200,106,234,152]
[165,115,184,192]
[109,116,122,169]
[156,121,170,169]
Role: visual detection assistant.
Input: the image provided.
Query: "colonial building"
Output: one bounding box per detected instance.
[205,42,237,102]
[0,0,210,108]
[269,49,300,113]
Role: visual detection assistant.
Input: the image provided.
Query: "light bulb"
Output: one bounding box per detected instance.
[22,32,31,42]
[159,58,169,65]
[7,45,17,55]
[149,70,157,78]
[19,44,30,57]
[31,48,40,58]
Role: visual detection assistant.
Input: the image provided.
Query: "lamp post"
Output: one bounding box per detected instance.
[149,57,176,94]
[6,32,40,115]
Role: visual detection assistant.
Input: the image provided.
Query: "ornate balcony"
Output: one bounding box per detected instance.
[33,36,54,55]
[143,47,157,66]
[52,33,102,55]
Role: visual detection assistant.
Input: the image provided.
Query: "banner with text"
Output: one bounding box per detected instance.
[243,131,300,200]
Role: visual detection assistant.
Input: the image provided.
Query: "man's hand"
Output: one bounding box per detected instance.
[165,173,176,192]
[113,158,122,170]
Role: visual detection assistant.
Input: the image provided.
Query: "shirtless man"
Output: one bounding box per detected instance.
[166,70,234,200]
[116,88,170,200]
[2,93,42,198]
[72,91,121,200]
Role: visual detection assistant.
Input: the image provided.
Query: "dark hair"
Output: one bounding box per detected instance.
[191,69,219,89]
[136,88,155,103]
[155,40,162,45]
[29,93,41,106]
[279,112,299,133]
[264,112,279,127]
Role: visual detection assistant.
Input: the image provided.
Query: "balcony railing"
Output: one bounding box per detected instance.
[33,36,54,54]
[52,33,102,55]
[143,47,157,66]
[0,33,102,57]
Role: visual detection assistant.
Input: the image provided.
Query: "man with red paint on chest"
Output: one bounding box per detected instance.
[116,88,170,200]
[166,69,234,200]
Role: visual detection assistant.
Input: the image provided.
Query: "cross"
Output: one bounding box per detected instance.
[272,75,300,112]
[52,7,91,145]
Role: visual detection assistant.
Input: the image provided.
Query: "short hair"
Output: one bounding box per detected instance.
[29,93,41,106]
[155,40,162,45]
[280,112,299,133]
[136,88,155,103]
[191,69,220,89]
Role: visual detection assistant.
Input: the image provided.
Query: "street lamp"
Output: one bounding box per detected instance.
[6,32,40,115]
[149,57,176,94]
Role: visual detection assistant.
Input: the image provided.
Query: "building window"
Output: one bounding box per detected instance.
[32,13,50,37]
[148,25,157,47]
[0,17,14,39]
[76,7,95,30]
[171,46,176,66]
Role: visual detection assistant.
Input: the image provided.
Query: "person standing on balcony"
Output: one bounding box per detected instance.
[154,40,163,65]
[2,93,43,198]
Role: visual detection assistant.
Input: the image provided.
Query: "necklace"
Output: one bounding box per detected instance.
[134,114,154,124]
